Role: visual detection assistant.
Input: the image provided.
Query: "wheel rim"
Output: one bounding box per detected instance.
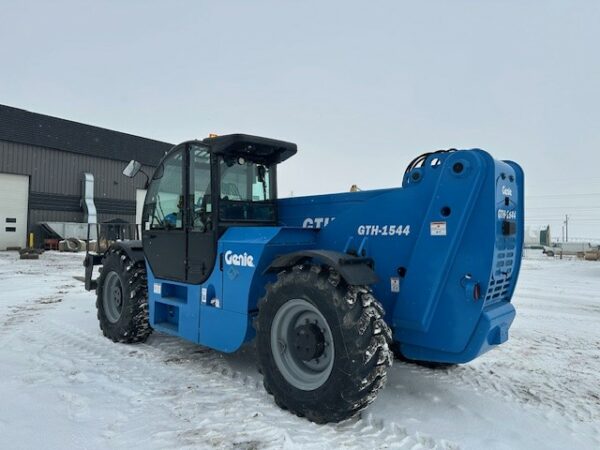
[103,271,124,323]
[270,298,335,391]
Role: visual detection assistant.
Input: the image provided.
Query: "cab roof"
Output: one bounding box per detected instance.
[202,134,297,165]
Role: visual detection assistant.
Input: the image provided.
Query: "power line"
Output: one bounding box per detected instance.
[526,192,600,198]
[527,205,600,209]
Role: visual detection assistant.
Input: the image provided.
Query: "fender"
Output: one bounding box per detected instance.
[83,240,145,291]
[108,240,145,264]
[265,249,379,286]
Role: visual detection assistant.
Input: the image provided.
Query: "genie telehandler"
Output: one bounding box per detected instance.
[84,134,523,423]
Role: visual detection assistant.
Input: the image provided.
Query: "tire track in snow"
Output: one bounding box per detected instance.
[399,339,600,426]
[0,286,74,336]
[390,359,600,448]
[25,319,457,450]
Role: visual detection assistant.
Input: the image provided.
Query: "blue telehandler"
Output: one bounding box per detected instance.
[84,134,523,423]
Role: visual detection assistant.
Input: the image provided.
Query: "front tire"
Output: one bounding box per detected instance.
[96,248,152,343]
[256,264,392,423]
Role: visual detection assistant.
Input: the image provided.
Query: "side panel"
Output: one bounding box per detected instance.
[401,157,523,362]
[392,151,490,342]
[147,226,317,353]
[277,188,395,229]
[277,149,524,364]
[200,228,282,351]
[221,227,318,313]
[146,265,208,343]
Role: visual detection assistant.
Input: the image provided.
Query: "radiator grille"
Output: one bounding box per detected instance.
[485,242,516,305]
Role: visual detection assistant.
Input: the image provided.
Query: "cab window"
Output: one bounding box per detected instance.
[219,158,275,222]
[189,145,212,231]
[143,149,183,229]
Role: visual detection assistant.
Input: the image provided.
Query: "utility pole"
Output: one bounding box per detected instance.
[564,214,569,243]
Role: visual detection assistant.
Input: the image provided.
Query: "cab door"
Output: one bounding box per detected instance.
[142,146,187,281]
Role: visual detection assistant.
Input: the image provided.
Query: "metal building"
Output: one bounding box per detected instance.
[0,104,173,250]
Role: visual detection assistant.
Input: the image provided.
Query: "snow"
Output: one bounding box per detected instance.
[0,250,599,449]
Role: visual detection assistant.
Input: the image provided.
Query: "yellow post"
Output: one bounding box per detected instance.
[28,232,34,248]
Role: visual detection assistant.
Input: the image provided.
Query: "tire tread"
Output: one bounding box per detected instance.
[95,248,152,344]
[256,264,392,423]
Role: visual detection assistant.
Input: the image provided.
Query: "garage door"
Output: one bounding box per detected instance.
[0,173,29,250]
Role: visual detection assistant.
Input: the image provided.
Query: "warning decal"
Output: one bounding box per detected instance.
[430,221,447,236]
[390,277,400,293]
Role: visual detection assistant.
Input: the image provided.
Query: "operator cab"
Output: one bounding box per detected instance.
[209,134,296,227]
[137,134,296,284]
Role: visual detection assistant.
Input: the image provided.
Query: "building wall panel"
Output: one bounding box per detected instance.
[0,140,155,199]
[0,139,157,233]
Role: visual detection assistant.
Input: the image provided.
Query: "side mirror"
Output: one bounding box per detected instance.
[123,160,142,178]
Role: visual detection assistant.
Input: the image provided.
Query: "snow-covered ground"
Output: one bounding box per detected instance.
[0,250,598,450]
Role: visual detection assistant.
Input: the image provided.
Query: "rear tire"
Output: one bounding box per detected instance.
[256,264,392,424]
[96,248,152,343]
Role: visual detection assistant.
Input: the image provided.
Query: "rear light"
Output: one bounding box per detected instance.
[502,220,517,236]
[462,274,481,301]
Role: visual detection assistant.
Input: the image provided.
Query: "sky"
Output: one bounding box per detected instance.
[1,0,599,240]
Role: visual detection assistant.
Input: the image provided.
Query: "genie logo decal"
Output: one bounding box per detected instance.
[224,250,255,267]
[502,185,513,197]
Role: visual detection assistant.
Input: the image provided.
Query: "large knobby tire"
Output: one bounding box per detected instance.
[256,264,393,424]
[96,248,152,343]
